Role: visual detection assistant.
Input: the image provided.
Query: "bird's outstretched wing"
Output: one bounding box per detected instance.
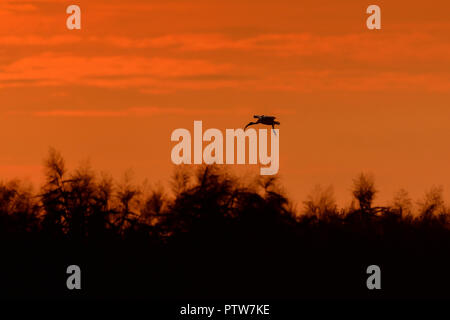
[244,122,256,130]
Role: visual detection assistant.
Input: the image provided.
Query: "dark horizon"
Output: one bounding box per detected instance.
[1,149,449,299]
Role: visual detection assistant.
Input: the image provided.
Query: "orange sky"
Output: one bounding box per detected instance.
[1,0,450,208]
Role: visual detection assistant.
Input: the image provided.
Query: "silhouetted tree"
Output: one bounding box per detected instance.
[0,180,39,234]
[114,170,142,236]
[41,148,69,237]
[417,185,449,228]
[352,172,377,214]
[303,184,338,220]
[391,188,413,218]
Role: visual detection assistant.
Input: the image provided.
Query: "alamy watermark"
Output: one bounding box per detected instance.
[170,120,279,175]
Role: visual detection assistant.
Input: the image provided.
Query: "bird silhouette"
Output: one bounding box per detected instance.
[244,115,280,134]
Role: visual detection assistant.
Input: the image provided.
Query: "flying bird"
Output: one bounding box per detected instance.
[244,115,280,134]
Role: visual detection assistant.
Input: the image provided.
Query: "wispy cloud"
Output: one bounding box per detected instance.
[0,35,82,46]
[11,106,253,118]
[103,31,450,63]
[0,2,37,13]
[251,70,450,93]
[1,51,449,93]
[0,53,234,91]
[5,30,450,65]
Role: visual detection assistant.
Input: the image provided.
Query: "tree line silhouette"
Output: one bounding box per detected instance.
[1,148,449,299]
